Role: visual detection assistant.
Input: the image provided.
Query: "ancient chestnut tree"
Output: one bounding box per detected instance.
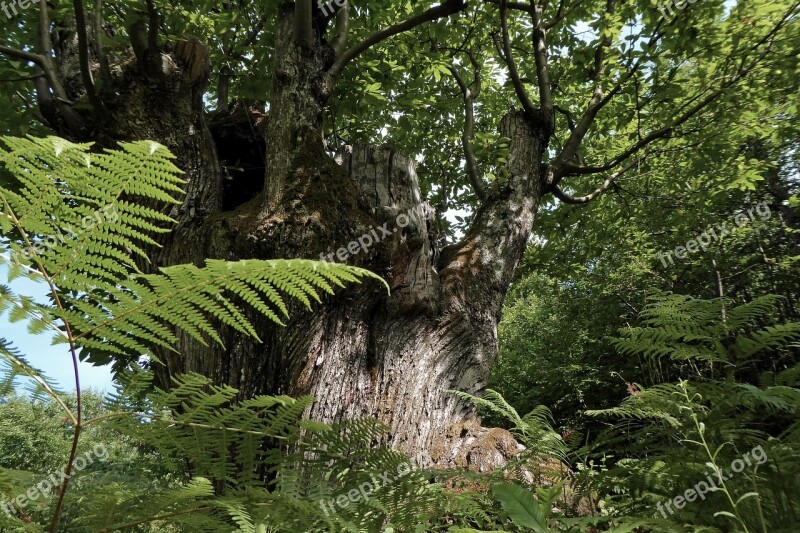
[0,0,795,462]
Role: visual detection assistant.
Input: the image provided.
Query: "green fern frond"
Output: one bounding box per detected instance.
[613,295,799,368]
[62,259,384,366]
[0,136,385,368]
[0,136,183,289]
[0,337,68,409]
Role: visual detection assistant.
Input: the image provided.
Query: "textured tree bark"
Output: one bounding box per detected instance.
[153,113,547,463]
[41,7,550,465]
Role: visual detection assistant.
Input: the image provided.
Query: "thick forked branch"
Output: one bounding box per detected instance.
[450,52,487,201]
[72,0,107,117]
[438,111,545,310]
[294,0,313,47]
[328,0,467,80]
[497,0,536,117]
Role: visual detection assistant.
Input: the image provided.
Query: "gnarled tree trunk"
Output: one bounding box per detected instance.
[27,0,549,466]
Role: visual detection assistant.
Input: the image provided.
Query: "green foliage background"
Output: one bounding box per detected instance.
[0,0,798,530]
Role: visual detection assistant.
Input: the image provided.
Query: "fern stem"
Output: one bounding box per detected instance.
[682,384,750,533]
[751,475,767,533]
[1,199,86,532]
[49,334,81,533]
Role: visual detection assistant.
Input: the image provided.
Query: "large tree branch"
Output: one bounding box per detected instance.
[37,0,53,56]
[590,0,615,82]
[294,0,313,47]
[0,45,67,102]
[328,0,466,80]
[72,0,107,117]
[550,23,665,179]
[450,51,486,201]
[37,0,67,102]
[0,46,45,67]
[561,70,760,178]
[496,0,537,118]
[331,1,350,58]
[551,157,638,204]
[34,0,87,131]
[557,2,797,182]
[527,0,554,131]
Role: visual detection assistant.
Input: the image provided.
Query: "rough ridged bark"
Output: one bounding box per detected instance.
[153,113,547,463]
